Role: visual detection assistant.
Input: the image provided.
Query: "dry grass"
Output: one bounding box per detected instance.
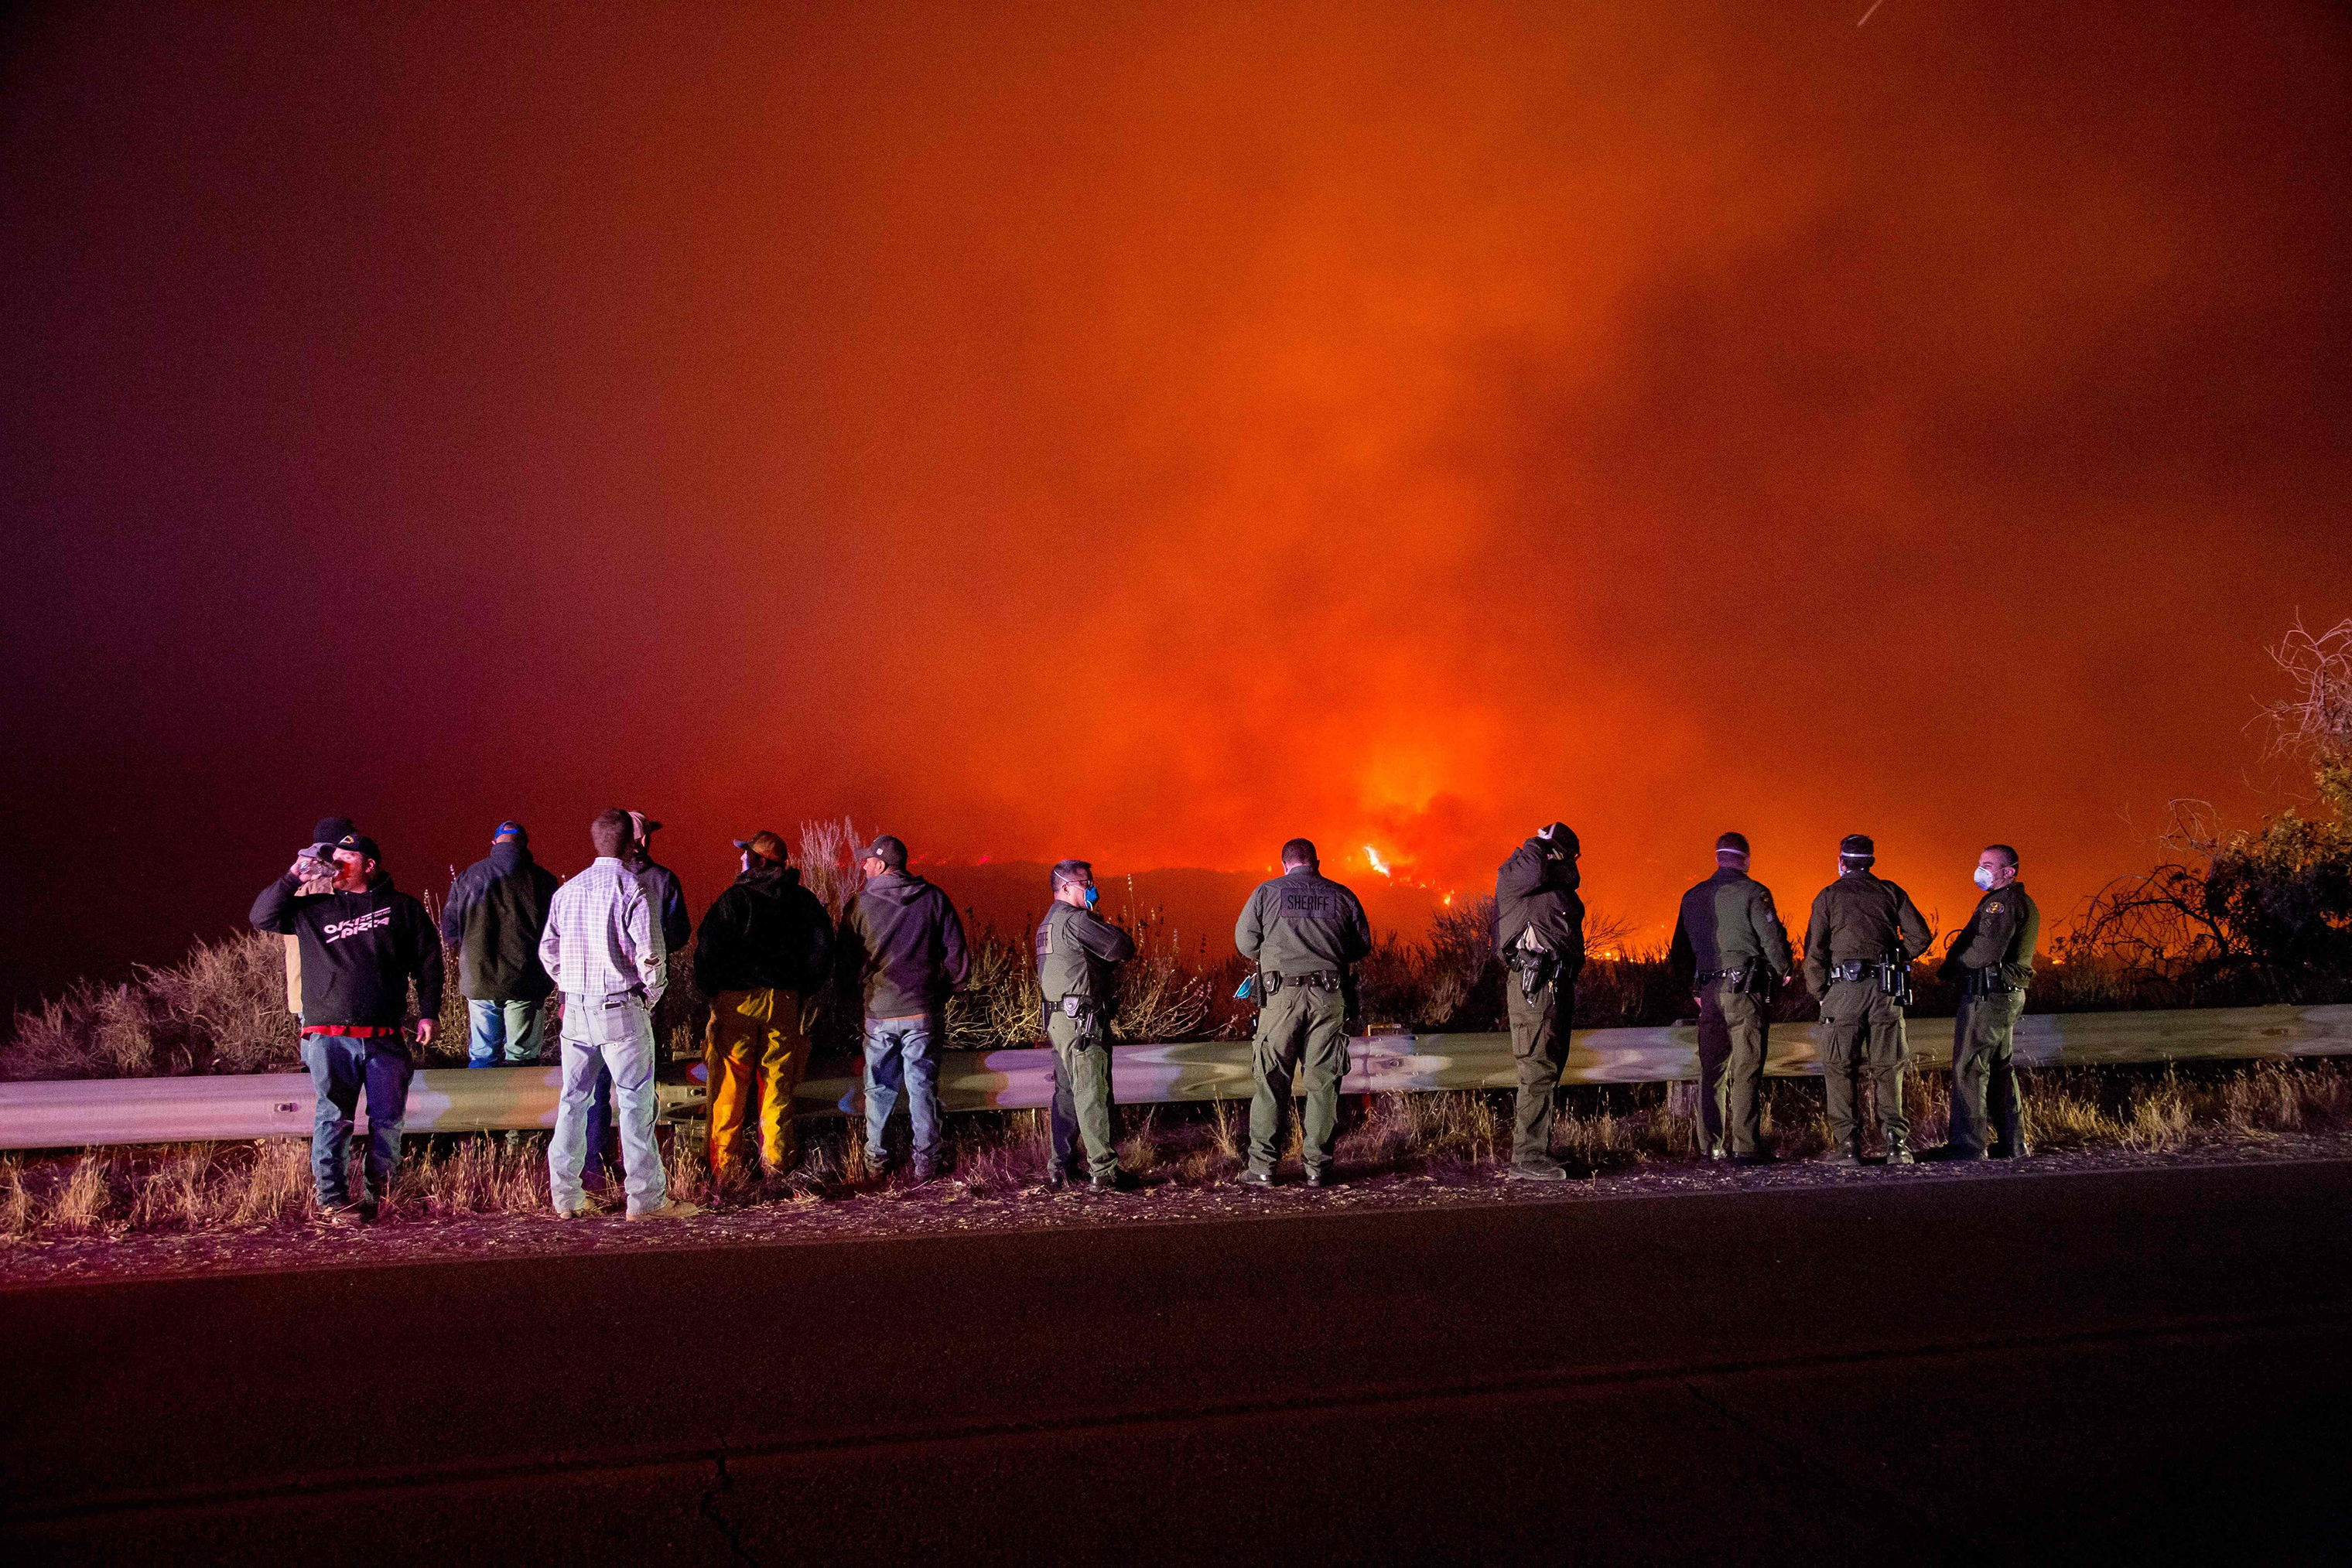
[6,1057,2348,1244]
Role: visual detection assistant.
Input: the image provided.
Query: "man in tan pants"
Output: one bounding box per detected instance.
[694,831,836,1180]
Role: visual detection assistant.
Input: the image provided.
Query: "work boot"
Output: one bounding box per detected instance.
[1704,1144,1728,1162]
[1304,1167,1342,1189]
[1885,1142,1917,1167]
[1822,1145,1863,1167]
[1506,1162,1570,1182]
[316,1201,364,1228]
[1237,1167,1277,1188]
[1990,1139,2032,1160]
[625,1200,706,1221]
[1044,1164,1070,1191]
[1732,1150,1777,1167]
[1091,1169,1140,1194]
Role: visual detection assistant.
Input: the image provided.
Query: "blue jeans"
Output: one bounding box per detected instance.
[300,1031,413,1208]
[466,999,547,1068]
[863,1014,943,1169]
[550,992,666,1214]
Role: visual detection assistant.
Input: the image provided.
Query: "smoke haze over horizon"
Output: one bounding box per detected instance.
[4,1,2348,1007]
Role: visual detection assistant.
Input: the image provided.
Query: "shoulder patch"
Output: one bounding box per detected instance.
[1984,902,2002,914]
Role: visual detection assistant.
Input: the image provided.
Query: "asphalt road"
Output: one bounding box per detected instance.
[5,1159,2350,1565]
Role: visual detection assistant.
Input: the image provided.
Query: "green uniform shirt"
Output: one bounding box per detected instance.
[1034,900,1136,1004]
[1940,882,2040,988]
[1235,867,1373,977]
[1668,866,1793,984]
[1802,869,1933,998]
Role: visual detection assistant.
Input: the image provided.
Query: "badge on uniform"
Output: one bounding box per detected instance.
[1985,902,2002,914]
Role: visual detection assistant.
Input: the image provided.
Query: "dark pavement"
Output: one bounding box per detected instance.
[5,1159,2350,1564]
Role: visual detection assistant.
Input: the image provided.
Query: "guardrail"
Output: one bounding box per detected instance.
[2,1003,2347,1150]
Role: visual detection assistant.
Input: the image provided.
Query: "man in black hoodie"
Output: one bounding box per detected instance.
[836,834,969,1181]
[251,831,443,1222]
[1492,822,1588,1180]
[695,830,835,1180]
[440,820,559,1069]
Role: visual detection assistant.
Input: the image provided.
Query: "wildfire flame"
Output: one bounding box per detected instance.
[1365,844,1392,877]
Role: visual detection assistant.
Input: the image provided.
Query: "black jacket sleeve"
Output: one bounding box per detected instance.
[251,874,302,934]
[692,891,744,999]
[405,897,446,1018]
[1667,905,1695,991]
[939,895,971,990]
[797,890,836,994]
[439,861,484,951]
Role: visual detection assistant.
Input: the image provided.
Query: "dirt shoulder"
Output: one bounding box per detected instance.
[8,1130,2350,1291]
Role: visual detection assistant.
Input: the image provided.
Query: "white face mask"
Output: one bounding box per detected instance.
[1974,866,1997,890]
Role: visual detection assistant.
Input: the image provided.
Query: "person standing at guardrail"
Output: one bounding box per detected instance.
[1934,845,2040,1161]
[251,831,443,1225]
[1668,832,1793,1166]
[1493,823,1588,1181]
[538,809,700,1220]
[579,810,696,1189]
[837,834,970,1183]
[1802,835,1933,1167]
[694,829,835,1184]
[281,815,357,1016]
[1236,838,1373,1188]
[439,821,559,1073]
[1036,859,1137,1192]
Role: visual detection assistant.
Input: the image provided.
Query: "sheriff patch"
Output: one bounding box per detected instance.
[1984,902,2003,915]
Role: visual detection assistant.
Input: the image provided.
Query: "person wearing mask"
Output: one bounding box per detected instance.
[1492,823,1588,1180]
[1936,845,2040,1160]
[251,830,443,1224]
[439,820,559,1072]
[1667,832,1793,1165]
[538,809,699,1220]
[1234,838,1373,1188]
[836,834,970,1183]
[1034,859,1137,1191]
[694,829,834,1182]
[1802,834,1933,1166]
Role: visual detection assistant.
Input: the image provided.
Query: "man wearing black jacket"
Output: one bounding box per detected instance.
[696,830,835,1180]
[251,831,443,1222]
[439,820,559,1069]
[837,834,970,1182]
[1492,822,1588,1180]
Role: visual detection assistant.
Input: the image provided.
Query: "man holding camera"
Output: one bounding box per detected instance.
[1492,822,1588,1180]
[1669,832,1792,1164]
[1937,845,2040,1160]
[1802,834,1933,1166]
[251,829,443,1223]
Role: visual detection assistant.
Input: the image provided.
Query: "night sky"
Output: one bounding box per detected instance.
[4,1,2347,1011]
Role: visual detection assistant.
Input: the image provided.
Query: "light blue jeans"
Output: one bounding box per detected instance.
[466,999,546,1067]
[863,1013,943,1169]
[549,992,666,1214]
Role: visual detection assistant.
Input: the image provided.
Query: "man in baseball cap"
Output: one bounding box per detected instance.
[694,830,836,1183]
[838,833,969,1182]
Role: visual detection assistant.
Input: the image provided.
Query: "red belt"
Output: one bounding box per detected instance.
[305,1024,405,1037]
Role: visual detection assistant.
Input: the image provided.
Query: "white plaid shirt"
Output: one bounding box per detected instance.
[538,857,666,1002]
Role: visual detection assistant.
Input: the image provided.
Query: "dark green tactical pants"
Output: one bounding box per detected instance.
[1697,982,1770,1157]
[1505,979,1569,1170]
[1949,989,2025,1155]
[1820,979,1908,1152]
[1046,1009,1119,1181]
[1248,979,1349,1177]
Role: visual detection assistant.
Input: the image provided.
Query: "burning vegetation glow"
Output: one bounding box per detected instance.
[2,1,2349,1004]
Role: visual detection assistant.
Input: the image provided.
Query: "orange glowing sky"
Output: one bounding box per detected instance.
[4,1,2349,1000]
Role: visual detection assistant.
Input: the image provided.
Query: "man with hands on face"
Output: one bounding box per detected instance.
[1035,859,1137,1192]
[1492,822,1588,1180]
[1937,845,2040,1160]
[251,828,443,1225]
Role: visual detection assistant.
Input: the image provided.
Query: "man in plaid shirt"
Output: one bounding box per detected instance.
[538,808,700,1220]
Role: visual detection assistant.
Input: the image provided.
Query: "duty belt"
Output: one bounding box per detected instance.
[1828,961,1873,983]
[1697,968,1752,984]
[1962,967,2017,996]
[1263,969,1343,993]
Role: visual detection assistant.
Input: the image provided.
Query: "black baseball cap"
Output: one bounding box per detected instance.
[1839,834,1875,859]
[332,832,381,862]
[860,834,908,870]
[311,816,355,845]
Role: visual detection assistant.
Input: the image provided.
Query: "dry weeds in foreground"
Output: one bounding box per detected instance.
[3,1060,2348,1243]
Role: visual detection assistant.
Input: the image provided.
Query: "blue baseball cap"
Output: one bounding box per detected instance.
[494,820,527,842]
